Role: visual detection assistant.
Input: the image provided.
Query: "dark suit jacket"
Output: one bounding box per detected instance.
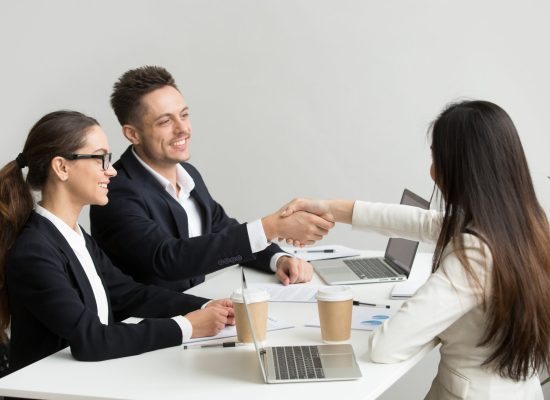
[90,146,283,292]
[6,212,208,373]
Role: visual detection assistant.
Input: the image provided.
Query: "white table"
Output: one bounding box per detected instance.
[0,252,435,400]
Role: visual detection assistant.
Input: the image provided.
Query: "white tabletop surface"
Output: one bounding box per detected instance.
[0,252,435,400]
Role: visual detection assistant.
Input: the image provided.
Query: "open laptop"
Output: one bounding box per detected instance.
[314,189,430,285]
[241,267,362,383]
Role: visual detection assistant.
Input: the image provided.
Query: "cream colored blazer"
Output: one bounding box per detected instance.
[352,201,542,400]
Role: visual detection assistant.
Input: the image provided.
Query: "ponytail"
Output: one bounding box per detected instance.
[0,110,98,344]
[0,159,34,343]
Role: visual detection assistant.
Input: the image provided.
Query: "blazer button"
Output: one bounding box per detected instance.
[217,260,223,266]
[236,255,242,262]
[223,258,230,264]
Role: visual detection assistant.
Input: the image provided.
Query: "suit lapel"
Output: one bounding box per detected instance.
[34,214,100,315]
[119,146,190,238]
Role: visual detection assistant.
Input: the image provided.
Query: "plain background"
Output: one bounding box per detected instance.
[1,1,549,398]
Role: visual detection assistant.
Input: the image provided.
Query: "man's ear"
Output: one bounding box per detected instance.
[50,156,69,182]
[122,125,140,145]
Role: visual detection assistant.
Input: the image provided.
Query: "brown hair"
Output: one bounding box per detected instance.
[0,110,98,343]
[430,100,550,380]
[110,66,178,126]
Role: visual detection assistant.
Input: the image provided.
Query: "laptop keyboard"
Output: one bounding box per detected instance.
[344,258,400,279]
[272,346,325,380]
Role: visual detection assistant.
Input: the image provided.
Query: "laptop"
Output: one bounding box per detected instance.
[240,267,362,383]
[313,189,430,285]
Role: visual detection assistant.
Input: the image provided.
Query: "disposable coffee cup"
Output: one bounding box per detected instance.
[231,288,269,343]
[316,286,353,343]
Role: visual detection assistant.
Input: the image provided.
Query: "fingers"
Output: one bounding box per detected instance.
[309,214,335,231]
[276,258,313,285]
[275,267,290,286]
[188,305,233,338]
[280,198,327,218]
[208,298,234,309]
[287,260,300,284]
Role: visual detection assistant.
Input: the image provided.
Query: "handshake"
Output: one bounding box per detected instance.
[261,198,348,247]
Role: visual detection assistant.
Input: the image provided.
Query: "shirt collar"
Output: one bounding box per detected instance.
[35,204,86,249]
[131,147,195,198]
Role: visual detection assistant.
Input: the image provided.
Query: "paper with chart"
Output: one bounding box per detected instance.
[305,306,396,331]
[181,315,293,344]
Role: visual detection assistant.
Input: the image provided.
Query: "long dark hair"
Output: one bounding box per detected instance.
[430,100,550,380]
[0,110,98,343]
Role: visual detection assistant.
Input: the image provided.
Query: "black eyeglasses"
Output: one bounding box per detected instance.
[60,153,112,171]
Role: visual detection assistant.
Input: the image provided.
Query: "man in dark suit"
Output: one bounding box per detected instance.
[90,66,333,292]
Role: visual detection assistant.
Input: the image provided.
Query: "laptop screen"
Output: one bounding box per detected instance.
[384,189,430,273]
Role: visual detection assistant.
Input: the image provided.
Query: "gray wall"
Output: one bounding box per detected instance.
[2,1,549,398]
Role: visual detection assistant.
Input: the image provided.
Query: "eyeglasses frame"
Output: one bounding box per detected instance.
[59,153,112,171]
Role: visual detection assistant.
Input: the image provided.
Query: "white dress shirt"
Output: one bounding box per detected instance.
[132,148,288,271]
[35,205,193,341]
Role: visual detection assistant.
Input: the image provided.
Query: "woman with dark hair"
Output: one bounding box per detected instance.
[0,110,233,373]
[282,100,550,399]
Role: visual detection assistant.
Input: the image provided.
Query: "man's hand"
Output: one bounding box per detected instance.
[275,256,313,286]
[279,198,354,246]
[262,210,334,247]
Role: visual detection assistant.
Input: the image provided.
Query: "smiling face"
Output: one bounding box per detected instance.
[65,125,117,207]
[127,85,192,175]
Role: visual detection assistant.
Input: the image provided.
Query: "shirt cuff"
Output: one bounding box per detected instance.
[247,219,270,253]
[172,316,193,342]
[269,252,293,273]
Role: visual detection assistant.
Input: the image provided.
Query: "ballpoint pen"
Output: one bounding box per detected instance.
[353,300,391,309]
[293,249,335,253]
[183,341,247,350]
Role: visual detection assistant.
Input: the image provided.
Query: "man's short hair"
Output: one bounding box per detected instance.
[111,66,178,126]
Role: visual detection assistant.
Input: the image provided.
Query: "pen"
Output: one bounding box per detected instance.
[183,341,246,350]
[353,300,391,309]
[293,249,335,253]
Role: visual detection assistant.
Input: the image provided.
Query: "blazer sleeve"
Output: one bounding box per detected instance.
[86,235,209,321]
[187,164,280,273]
[351,201,443,244]
[7,236,203,362]
[91,164,276,281]
[368,233,491,363]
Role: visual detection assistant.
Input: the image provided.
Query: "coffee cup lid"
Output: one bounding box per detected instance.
[231,288,270,303]
[316,286,353,302]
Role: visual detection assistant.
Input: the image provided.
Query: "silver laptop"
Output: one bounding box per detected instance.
[314,189,430,285]
[240,267,362,383]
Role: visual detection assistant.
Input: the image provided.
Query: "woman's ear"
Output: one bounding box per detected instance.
[50,156,70,182]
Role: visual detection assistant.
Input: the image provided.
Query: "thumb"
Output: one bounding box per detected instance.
[280,207,294,217]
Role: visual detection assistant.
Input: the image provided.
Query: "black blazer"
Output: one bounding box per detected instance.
[6,212,208,373]
[90,146,282,292]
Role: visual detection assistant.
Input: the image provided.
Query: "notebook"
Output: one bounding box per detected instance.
[240,267,362,383]
[313,189,430,285]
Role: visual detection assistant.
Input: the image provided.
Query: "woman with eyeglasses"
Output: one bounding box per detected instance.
[281,100,550,399]
[0,110,234,373]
